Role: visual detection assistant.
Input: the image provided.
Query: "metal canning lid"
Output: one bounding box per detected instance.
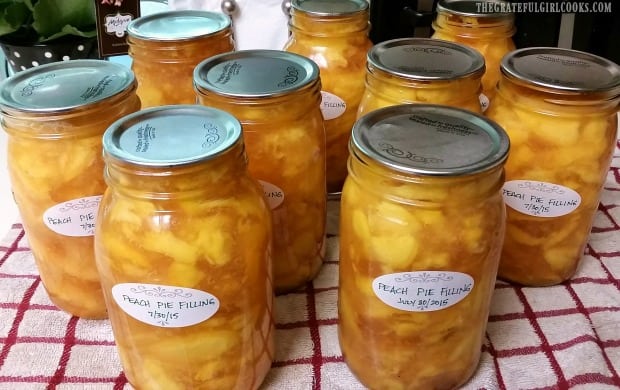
[194,50,320,98]
[501,47,620,96]
[127,10,231,41]
[0,59,135,113]
[103,105,242,167]
[291,0,368,16]
[436,0,515,17]
[351,104,509,176]
[367,38,485,81]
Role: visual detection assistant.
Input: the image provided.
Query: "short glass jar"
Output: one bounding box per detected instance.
[339,104,509,390]
[0,60,141,319]
[432,0,516,106]
[127,10,234,108]
[194,50,327,294]
[486,47,620,286]
[283,0,373,195]
[357,37,485,118]
[95,105,274,389]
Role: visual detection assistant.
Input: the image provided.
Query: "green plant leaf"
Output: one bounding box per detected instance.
[32,0,96,40]
[0,2,31,36]
[40,23,97,42]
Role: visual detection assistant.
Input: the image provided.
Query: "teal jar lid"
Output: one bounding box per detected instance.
[501,47,620,97]
[193,49,320,98]
[103,105,242,167]
[367,38,485,81]
[0,59,136,113]
[291,0,368,16]
[351,104,509,176]
[127,10,231,41]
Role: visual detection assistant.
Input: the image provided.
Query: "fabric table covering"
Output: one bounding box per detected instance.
[1,140,619,389]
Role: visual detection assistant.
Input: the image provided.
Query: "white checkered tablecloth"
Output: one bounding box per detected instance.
[1,139,619,390]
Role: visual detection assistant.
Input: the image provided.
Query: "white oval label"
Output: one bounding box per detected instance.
[259,180,285,209]
[373,271,474,312]
[42,195,102,237]
[112,283,220,328]
[479,93,490,112]
[320,91,347,120]
[502,180,581,218]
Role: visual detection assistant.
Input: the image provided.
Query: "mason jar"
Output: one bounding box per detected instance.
[339,104,509,390]
[95,105,274,389]
[0,60,141,319]
[357,37,485,118]
[127,10,234,108]
[486,47,620,286]
[194,50,326,294]
[431,0,516,107]
[283,0,373,195]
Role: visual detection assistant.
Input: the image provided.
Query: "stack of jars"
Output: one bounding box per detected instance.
[0,6,330,389]
[0,0,618,389]
[335,2,619,389]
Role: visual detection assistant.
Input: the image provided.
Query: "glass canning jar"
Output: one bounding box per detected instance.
[0,60,140,319]
[431,0,516,106]
[357,37,485,118]
[283,0,373,195]
[95,105,274,389]
[339,104,509,390]
[127,10,234,108]
[194,50,327,294]
[486,47,620,286]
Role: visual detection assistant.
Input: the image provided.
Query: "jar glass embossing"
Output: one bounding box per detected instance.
[486,47,620,286]
[0,60,141,319]
[194,50,327,294]
[339,104,509,389]
[95,105,274,389]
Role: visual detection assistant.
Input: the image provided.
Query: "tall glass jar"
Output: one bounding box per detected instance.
[0,60,140,319]
[339,104,509,390]
[95,105,274,389]
[486,47,620,286]
[357,38,485,118]
[194,50,326,294]
[127,10,234,108]
[283,0,373,195]
[431,0,516,107]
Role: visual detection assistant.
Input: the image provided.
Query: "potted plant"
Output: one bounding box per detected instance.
[0,0,98,73]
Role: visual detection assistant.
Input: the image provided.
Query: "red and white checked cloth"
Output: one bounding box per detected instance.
[1,139,619,390]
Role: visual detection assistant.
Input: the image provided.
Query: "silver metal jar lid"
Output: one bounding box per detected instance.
[194,49,320,98]
[127,10,231,41]
[291,0,368,16]
[436,0,515,18]
[367,38,485,81]
[501,47,620,96]
[102,105,242,167]
[0,59,136,113]
[351,104,509,176]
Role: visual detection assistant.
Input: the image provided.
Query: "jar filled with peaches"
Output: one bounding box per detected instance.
[431,0,516,107]
[339,104,509,390]
[95,105,274,389]
[357,38,485,118]
[194,50,326,294]
[283,0,373,195]
[486,47,620,286]
[0,60,141,319]
[127,10,234,108]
